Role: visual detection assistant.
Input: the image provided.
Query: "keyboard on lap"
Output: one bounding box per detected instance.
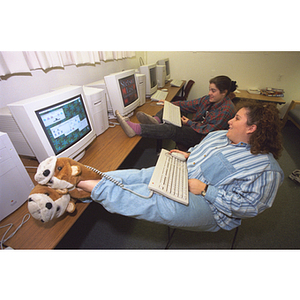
[148,149,189,205]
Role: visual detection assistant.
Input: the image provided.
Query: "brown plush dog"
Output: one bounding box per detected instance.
[34,156,101,199]
[27,184,75,223]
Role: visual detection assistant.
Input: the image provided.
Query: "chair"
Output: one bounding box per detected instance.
[165,226,240,249]
[282,100,300,130]
[172,80,195,102]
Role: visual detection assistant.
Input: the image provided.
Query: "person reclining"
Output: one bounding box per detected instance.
[77,101,284,232]
[116,75,237,149]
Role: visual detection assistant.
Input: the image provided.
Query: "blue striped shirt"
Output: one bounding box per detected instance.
[187,130,284,230]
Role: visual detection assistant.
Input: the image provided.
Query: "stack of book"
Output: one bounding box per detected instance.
[260,88,284,97]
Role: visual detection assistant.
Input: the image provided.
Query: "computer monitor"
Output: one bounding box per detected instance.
[8,85,96,162]
[157,58,170,82]
[139,63,158,96]
[104,69,140,117]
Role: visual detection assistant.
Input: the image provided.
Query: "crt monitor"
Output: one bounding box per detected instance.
[139,63,158,96]
[157,58,170,82]
[104,69,140,117]
[8,85,96,162]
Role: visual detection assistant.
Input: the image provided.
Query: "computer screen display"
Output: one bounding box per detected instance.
[150,67,157,88]
[35,94,92,155]
[119,74,139,107]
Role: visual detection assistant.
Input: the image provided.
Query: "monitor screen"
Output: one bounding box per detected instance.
[119,74,139,107]
[150,67,157,88]
[35,94,92,155]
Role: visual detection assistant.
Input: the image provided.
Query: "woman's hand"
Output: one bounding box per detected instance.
[188,178,207,195]
[169,149,190,160]
[181,116,190,125]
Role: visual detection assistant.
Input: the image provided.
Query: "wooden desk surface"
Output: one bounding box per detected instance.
[0,80,185,249]
[237,90,285,105]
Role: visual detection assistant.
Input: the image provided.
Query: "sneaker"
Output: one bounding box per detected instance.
[115,110,136,138]
[136,111,159,124]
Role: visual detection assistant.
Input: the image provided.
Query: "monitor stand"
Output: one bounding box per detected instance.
[73,150,85,162]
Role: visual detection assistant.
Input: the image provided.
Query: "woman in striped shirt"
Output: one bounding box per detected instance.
[77,101,284,232]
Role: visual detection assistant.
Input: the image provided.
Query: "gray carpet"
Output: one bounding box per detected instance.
[56,121,300,249]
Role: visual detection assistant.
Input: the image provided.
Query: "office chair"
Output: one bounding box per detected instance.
[172,80,195,101]
[165,226,240,249]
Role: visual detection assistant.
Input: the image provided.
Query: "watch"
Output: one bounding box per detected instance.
[201,184,208,197]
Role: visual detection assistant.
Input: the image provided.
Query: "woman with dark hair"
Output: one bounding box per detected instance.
[116,75,237,149]
[77,101,284,232]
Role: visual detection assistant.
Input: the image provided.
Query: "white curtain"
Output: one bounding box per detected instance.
[0,51,136,76]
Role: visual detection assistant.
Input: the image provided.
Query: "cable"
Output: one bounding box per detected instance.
[0,213,31,250]
[85,165,154,199]
[109,121,119,128]
[139,57,145,66]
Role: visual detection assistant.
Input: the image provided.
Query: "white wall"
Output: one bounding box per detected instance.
[0,52,145,109]
[146,51,300,117]
[1,51,299,118]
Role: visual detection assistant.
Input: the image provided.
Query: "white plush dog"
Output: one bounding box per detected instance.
[27,184,74,223]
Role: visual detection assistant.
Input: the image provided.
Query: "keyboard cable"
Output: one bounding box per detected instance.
[85,165,154,199]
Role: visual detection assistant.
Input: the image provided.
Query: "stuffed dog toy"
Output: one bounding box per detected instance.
[34,156,101,199]
[27,157,101,222]
[27,184,76,223]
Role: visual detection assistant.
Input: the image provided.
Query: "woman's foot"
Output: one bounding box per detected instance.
[115,110,141,137]
[136,111,160,124]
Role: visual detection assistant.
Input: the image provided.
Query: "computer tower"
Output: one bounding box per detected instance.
[0,132,34,221]
[85,80,113,114]
[0,106,34,157]
[136,73,146,106]
[156,65,166,88]
[82,86,109,136]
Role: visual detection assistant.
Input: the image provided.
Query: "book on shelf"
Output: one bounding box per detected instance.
[260,88,284,97]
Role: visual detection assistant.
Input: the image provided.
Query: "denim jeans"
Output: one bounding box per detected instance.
[91,167,220,232]
[140,109,204,148]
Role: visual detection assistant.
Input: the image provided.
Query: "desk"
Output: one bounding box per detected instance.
[236,90,285,105]
[0,80,185,249]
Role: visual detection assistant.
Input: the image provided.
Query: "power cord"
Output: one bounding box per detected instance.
[109,121,119,128]
[0,213,31,250]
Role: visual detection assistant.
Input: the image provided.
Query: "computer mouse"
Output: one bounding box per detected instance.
[156,102,164,106]
[162,89,168,92]
[170,152,186,161]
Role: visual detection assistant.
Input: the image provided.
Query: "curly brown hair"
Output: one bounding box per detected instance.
[236,101,283,159]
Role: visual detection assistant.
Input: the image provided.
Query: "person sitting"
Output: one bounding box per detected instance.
[77,101,284,232]
[116,75,237,150]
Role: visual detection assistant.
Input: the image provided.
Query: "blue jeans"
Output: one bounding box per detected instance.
[91,167,220,232]
[140,109,204,148]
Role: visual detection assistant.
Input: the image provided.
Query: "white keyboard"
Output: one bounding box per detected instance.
[162,101,182,127]
[151,90,168,101]
[148,149,189,205]
[170,79,183,87]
